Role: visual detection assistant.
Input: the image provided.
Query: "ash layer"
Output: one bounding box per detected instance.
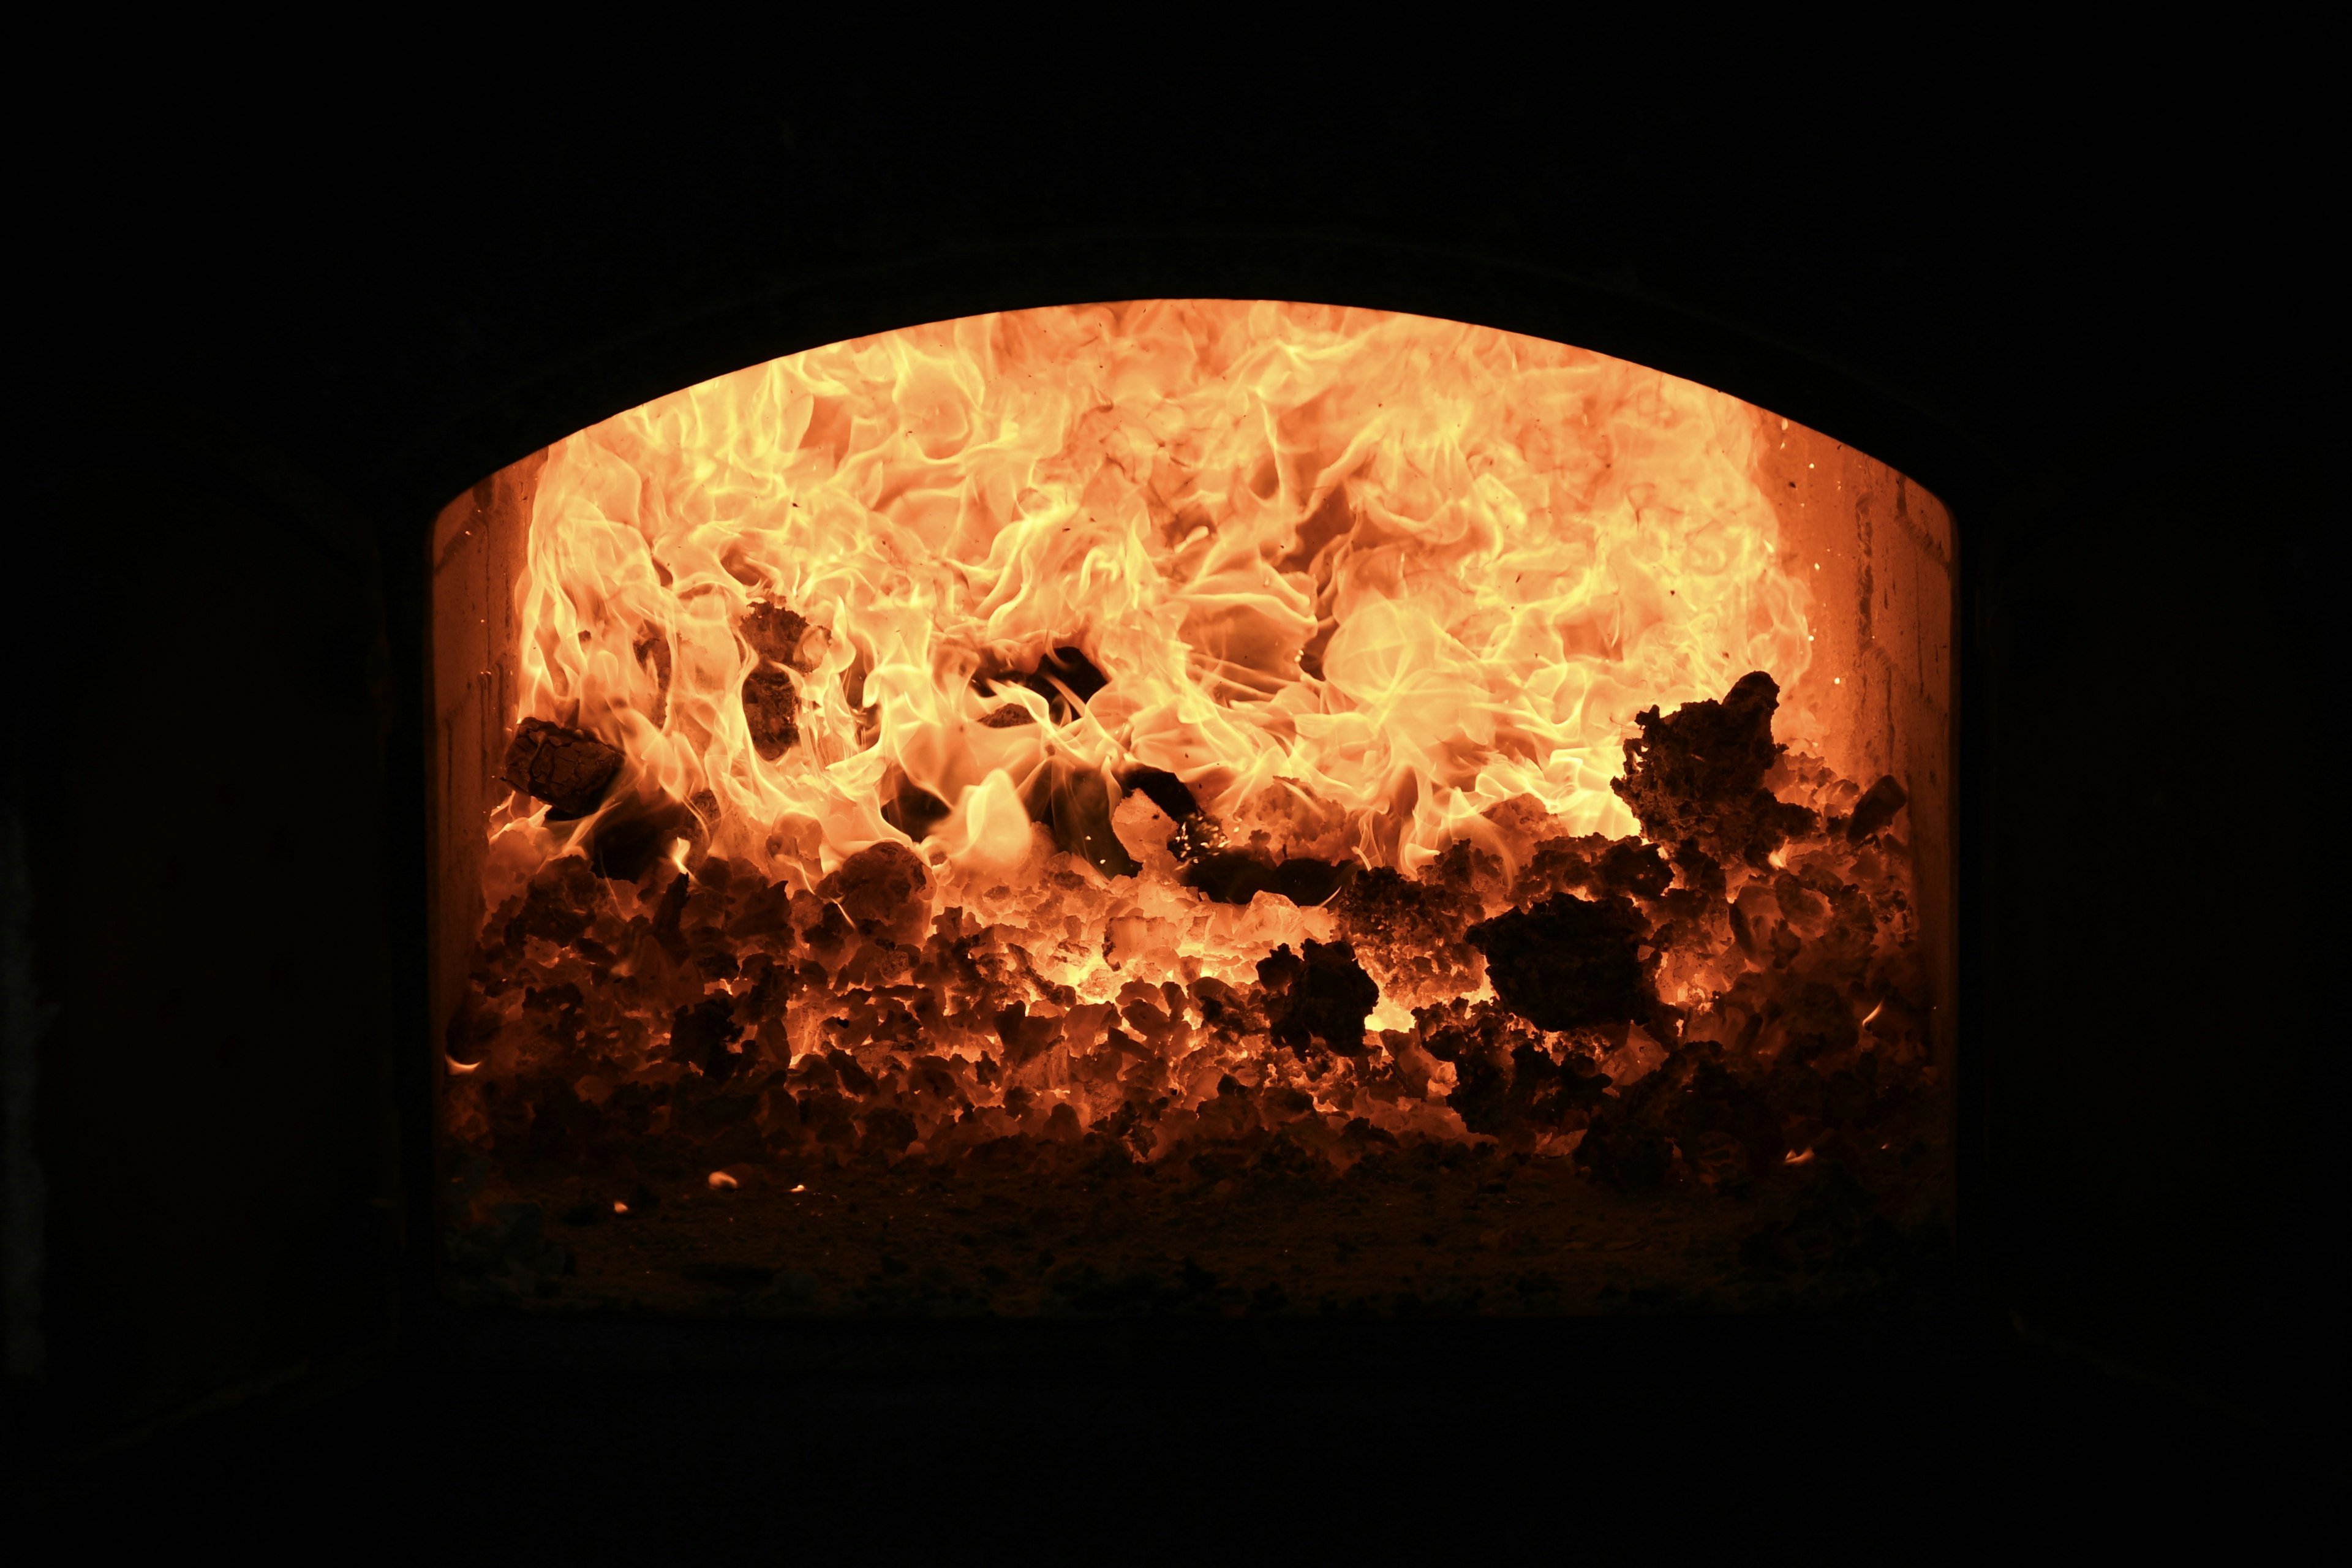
[445,673,1942,1313]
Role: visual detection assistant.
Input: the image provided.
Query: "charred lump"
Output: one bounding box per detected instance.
[1256,940,1381,1056]
[502,718,624,816]
[736,600,826,761]
[1611,670,1816,867]
[1469,893,1650,1033]
[741,669,801,760]
[740,601,824,671]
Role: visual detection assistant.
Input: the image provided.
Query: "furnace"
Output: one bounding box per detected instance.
[427,303,1953,1315]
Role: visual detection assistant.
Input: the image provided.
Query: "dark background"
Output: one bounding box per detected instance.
[6,25,2340,1544]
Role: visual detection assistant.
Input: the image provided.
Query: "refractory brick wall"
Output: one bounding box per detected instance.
[428,454,540,1088]
[1760,415,1956,1078]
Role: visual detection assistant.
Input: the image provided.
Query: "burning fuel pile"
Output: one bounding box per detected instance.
[439,304,1942,1312]
[453,668,1924,1177]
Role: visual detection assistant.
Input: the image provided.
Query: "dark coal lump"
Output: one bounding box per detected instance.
[1611,670,1816,866]
[1332,864,1486,996]
[741,668,801,758]
[1256,939,1379,1055]
[502,718,624,816]
[1843,774,1908,841]
[740,602,823,670]
[1468,892,1647,1031]
[818,842,930,943]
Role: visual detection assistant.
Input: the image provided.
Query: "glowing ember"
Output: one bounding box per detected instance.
[440,303,1933,1266]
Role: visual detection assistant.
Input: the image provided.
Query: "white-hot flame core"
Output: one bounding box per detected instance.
[509,302,1809,895]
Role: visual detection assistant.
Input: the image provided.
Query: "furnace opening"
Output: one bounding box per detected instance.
[429,302,1953,1315]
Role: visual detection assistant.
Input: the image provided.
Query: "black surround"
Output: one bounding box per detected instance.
[8,32,2340,1543]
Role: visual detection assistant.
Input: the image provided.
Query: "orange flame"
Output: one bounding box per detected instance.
[493,302,1810,997]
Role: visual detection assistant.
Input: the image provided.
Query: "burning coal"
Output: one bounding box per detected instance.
[443,304,1928,1204]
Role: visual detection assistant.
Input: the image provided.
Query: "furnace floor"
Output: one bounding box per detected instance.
[443,1130,1949,1318]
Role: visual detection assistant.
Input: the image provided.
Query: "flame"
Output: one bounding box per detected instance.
[440,307,1951,1254]
[501,302,1809,962]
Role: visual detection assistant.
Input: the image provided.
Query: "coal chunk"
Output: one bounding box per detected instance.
[1845,774,1908,841]
[1594,839,1673,899]
[1468,893,1647,1031]
[1611,670,1816,866]
[1412,998,1613,1137]
[741,668,801,759]
[817,842,930,940]
[1415,1000,1517,1128]
[502,718,624,815]
[1332,865,1484,996]
[504,856,603,949]
[1255,938,1379,1055]
[741,602,821,670]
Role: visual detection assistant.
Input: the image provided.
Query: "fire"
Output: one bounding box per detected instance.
[445,301,1929,1203]
[492,302,1808,988]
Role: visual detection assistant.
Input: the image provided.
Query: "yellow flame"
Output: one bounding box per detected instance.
[508,301,1808,908]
